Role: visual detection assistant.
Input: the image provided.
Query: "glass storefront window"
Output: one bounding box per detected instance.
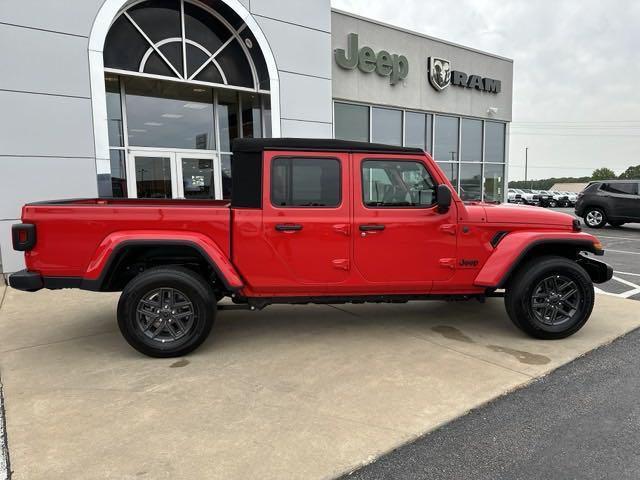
[405,112,425,150]
[485,121,506,163]
[334,103,369,142]
[105,77,123,147]
[124,77,215,150]
[263,97,272,138]
[109,149,127,198]
[372,107,402,146]
[241,92,262,139]
[221,154,232,199]
[461,119,482,162]
[484,163,505,203]
[404,112,434,152]
[437,162,459,189]
[434,115,459,162]
[460,163,482,201]
[218,89,239,152]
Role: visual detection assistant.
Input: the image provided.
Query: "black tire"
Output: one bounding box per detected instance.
[609,221,625,228]
[505,256,594,339]
[549,200,557,208]
[117,266,216,357]
[583,207,607,228]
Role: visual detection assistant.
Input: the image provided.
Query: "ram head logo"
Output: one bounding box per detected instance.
[429,57,451,91]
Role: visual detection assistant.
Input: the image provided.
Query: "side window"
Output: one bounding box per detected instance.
[602,183,638,195]
[271,157,341,207]
[362,160,436,207]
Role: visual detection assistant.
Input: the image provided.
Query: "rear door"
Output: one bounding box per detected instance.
[352,154,457,286]
[262,151,351,288]
[602,182,640,219]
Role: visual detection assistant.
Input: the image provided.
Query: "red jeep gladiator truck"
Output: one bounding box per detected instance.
[9,138,613,357]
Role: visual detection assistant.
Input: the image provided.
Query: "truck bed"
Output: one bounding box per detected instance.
[21,198,232,278]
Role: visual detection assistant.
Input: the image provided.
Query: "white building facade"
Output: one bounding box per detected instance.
[0,0,512,273]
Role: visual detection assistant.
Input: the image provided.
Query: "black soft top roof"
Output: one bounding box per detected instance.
[232,138,424,154]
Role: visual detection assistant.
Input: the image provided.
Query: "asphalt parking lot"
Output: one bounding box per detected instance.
[558,208,640,301]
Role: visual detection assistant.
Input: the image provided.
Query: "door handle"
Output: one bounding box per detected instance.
[359,224,385,231]
[275,224,303,232]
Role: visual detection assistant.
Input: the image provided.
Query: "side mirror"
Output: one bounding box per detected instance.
[436,184,452,213]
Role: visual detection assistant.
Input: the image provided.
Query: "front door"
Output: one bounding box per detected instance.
[352,154,457,287]
[127,150,219,199]
[261,152,351,288]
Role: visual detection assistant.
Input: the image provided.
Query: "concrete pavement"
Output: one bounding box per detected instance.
[342,327,640,480]
[0,288,638,479]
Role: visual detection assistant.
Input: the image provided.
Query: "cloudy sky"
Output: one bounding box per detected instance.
[332,0,640,180]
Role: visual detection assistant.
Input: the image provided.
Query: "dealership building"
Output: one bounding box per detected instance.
[0,0,513,274]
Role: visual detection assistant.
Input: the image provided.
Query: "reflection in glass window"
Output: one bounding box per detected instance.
[460,163,482,201]
[103,0,264,90]
[105,76,123,147]
[271,158,341,207]
[372,107,402,146]
[461,119,482,162]
[134,156,173,198]
[334,103,369,142]
[362,160,436,207]
[434,116,459,162]
[484,163,505,203]
[221,154,232,199]
[263,97,272,138]
[241,93,262,139]
[218,89,239,152]
[485,121,505,163]
[437,162,459,190]
[181,158,215,199]
[109,150,127,198]
[124,77,215,150]
[405,112,426,150]
[602,182,638,195]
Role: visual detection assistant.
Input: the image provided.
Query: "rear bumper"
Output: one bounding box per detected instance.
[8,269,43,292]
[8,270,83,292]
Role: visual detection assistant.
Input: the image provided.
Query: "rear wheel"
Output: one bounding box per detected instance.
[583,207,607,228]
[505,256,594,339]
[117,266,216,357]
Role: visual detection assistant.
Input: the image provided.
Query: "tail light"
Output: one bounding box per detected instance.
[12,223,36,251]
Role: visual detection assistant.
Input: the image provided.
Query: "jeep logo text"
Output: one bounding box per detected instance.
[335,33,409,85]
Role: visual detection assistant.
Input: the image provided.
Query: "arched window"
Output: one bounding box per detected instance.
[104,0,270,92]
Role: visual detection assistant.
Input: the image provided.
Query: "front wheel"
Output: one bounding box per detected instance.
[549,200,558,208]
[583,207,607,228]
[117,266,216,357]
[505,256,594,339]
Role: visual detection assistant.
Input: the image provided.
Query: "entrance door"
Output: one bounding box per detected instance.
[127,151,177,199]
[352,154,457,287]
[127,150,219,199]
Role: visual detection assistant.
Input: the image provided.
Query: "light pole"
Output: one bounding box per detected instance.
[525,147,529,188]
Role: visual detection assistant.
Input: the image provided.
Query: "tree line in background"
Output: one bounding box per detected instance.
[508,164,640,190]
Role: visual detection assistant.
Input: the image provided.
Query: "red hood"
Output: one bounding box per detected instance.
[465,202,575,227]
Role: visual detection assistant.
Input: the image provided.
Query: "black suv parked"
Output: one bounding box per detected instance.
[575,180,640,228]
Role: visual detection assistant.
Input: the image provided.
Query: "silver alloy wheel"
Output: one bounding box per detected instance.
[585,210,603,227]
[136,288,195,343]
[530,275,581,326]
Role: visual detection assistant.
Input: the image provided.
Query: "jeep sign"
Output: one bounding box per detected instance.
[334,33,409,85]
